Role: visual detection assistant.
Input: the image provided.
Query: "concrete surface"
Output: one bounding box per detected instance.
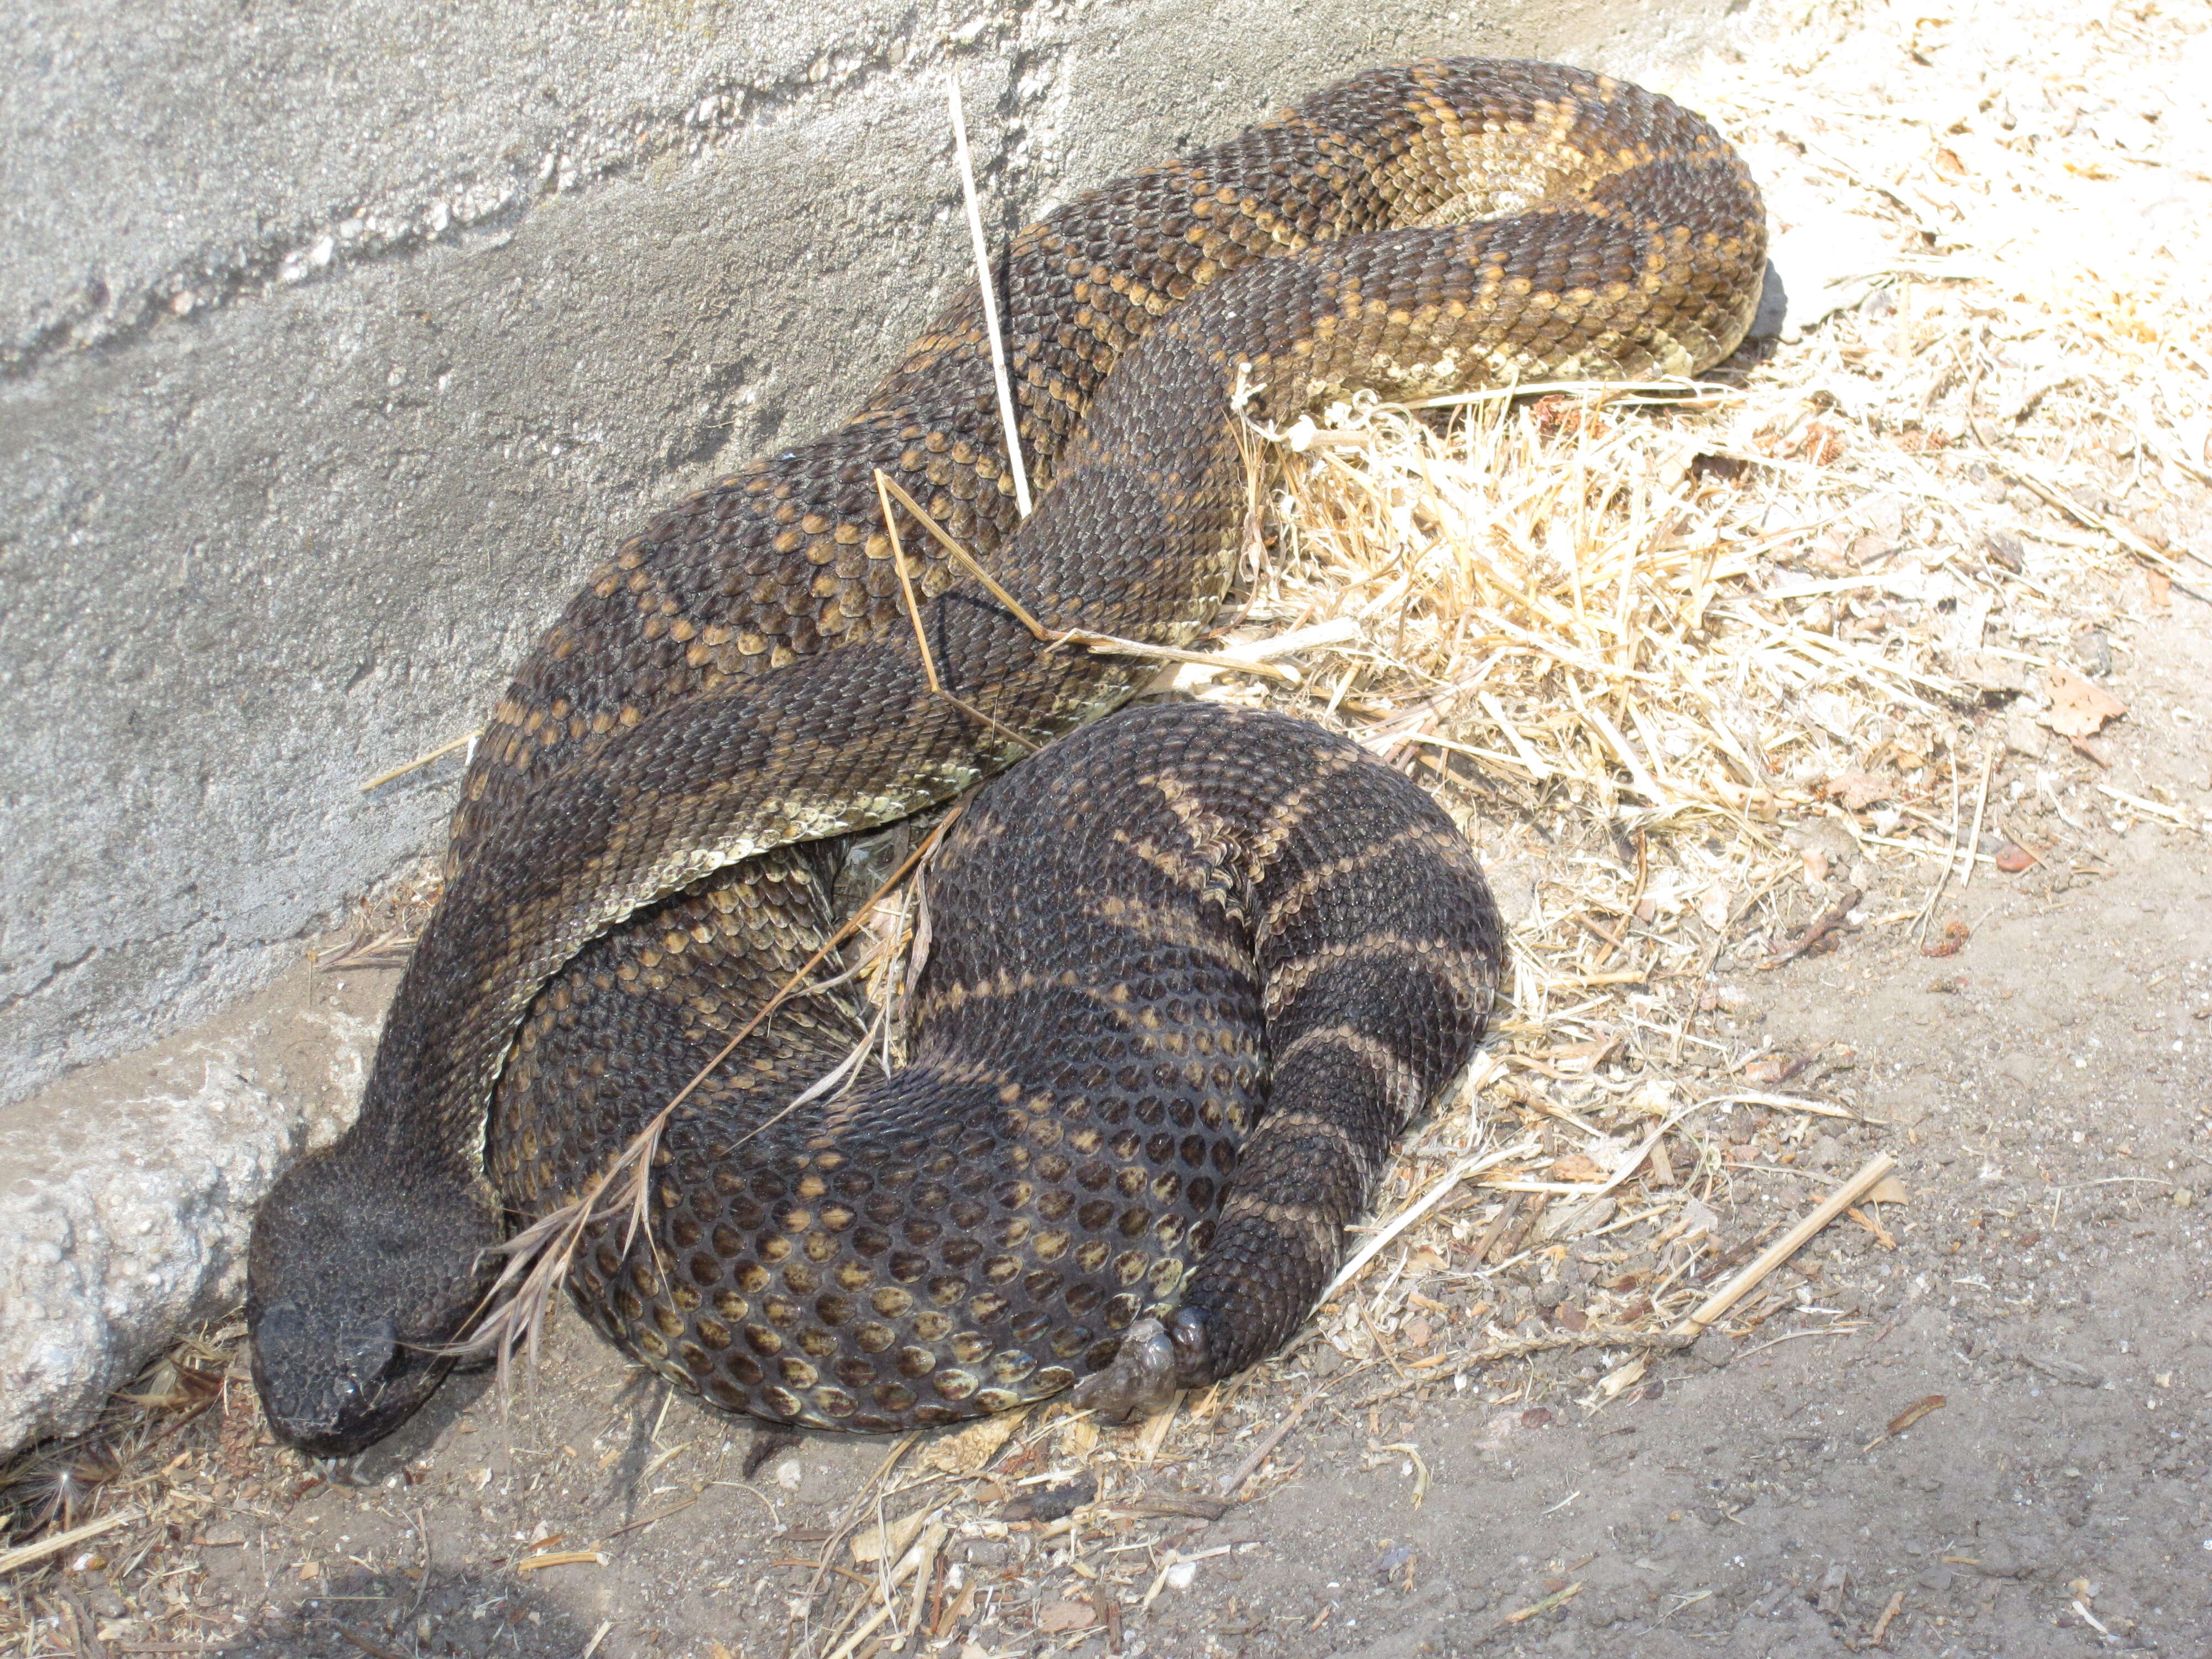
[0,954,388,1458]
[0,0,1746,1454]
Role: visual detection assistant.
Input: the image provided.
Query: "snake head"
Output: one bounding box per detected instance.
[246,1141,501,1458]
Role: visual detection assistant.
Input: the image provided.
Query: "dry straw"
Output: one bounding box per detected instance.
[9,1,2206,1649]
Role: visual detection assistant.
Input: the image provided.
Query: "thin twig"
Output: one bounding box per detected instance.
[1323,1139,1535,1299]
[1912,749,1963,945]
[1760,884,1863,969]
[875,469,1051,638]
[0,1508,139,1575]
[946,74,1033,519]
[881,468,946,686]
[1058,628,1302,686]
[874,469,1037,752]
[876,467,1302,685]
[1671,1154,1898,1335]
[1959,748,1996,890]
[1216,1384,1328,1498]
[449,808,967,1383]
[1957,336,2210,604]
[359,729,479,792]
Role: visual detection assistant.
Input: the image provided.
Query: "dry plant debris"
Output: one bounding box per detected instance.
[733,1,2211,1645]
[4,0,2206,1652]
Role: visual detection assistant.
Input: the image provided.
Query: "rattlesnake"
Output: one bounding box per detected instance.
[247,58,1764,1454]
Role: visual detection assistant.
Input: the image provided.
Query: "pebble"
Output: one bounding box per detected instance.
[2003,711,2047,758]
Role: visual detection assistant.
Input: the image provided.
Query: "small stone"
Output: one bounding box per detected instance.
[1692,1332,1733,1369]
[2002,711,2047,759]
[1817,1562,1850,1615]
[1969,1544,2022,1578]
[1001,1472,1095,1523]
[1036,1598,1095,1632]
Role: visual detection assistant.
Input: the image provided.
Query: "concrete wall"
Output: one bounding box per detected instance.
[0,0,1742,1452]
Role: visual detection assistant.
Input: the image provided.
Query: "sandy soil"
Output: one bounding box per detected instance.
[6,0,2210,1655]
[61,596,2193,1659]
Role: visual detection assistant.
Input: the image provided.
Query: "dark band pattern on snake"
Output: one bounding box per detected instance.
[246,58,1765,1455]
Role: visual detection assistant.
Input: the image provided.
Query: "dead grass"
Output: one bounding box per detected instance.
[3,0,2206,1651]
[759,1,2211,1645]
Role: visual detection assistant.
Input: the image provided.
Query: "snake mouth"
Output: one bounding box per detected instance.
[247,1303,455,1458]
[245,1140,505,1456]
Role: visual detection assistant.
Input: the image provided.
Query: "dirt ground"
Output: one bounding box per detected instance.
[6,0,2211,1655]
[28,596,2194,1659]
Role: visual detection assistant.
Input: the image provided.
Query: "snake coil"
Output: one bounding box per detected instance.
[247,58,1764,1454]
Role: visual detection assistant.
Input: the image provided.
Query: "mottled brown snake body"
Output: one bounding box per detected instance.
[247,59,1764,1453]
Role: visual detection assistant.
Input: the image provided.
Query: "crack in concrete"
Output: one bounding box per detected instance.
[0,945,101,1021]
[4,14,1067,383]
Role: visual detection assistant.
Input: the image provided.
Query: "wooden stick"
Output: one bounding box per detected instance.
[1959,748,1996,890]
[1980,448,2211,603]
[451,807,966,1371]
[874,469,1036,750]
[946,74,1034,519]
[1912,751,1963,944]
[0,1508,139,1575]
[821,1525,946,1659]
[876,469,947,695]
[1473,1192,1524,1264]
[359,729,478,792]
[875,467,1303,685]
[878,468,947,693]
[1059,628,1301,685]
[875,469,1051,639]
[1671,1152,1898,1335]
[1496,1191,1552,1262]
[1698,1089,1856,1121]
[1218,1386,1326,1498]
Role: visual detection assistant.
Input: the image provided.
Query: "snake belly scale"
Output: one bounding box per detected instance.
[246,59,1765,1454]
